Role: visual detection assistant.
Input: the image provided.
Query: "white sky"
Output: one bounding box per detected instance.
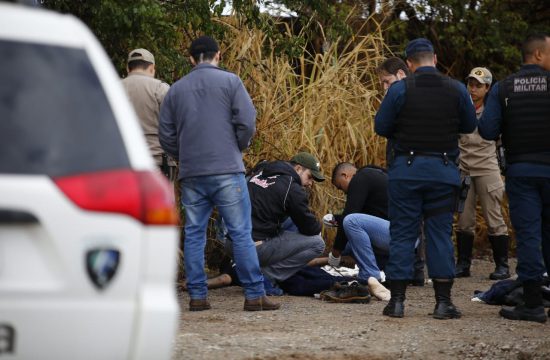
[216,1,297,17]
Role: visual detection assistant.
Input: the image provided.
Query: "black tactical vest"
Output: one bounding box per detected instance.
[499,67,550,164]
[394,72,461,153]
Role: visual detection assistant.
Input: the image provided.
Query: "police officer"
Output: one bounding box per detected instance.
[375,38,476,319]
[122,48,177,180]
[478,33,550,323]
[455,67,511,280]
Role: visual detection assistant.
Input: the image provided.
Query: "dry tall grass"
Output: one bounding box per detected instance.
[213,20,389,249]
[177,18,512,275]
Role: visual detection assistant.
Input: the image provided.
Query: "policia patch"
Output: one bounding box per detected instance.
[513,76,547,92]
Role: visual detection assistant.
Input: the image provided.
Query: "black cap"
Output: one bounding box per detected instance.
[189,36,219,58]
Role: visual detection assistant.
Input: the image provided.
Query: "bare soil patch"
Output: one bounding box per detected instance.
[173,259,549,360]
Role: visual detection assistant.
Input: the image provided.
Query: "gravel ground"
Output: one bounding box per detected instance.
[173,259,550,360]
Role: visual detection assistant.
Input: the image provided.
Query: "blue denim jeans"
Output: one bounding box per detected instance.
[342,214,390,281]
[506,177,550,281]
[181,173,264,300]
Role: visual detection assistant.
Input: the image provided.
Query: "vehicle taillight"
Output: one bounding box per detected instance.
[53,169,178,225]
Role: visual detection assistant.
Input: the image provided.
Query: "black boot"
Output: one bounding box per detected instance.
[500,280,547,323]
[383,280,407,318]
[489,235,511,280]
[432,279,462,319]
[410,249,425,286]
[455,232,474,277]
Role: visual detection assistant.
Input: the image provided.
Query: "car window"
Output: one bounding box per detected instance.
[0,39,130,176]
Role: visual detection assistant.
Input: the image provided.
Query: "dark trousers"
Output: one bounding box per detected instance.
[279,267,352,296]
[387,180,457,280]
[506,177,550,281]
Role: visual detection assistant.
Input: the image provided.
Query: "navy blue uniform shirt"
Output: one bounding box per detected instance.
[478,64,550,178]
[374,66,477,185]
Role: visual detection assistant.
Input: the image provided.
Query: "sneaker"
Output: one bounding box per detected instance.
[263,277,284,296]
[321,281,371,303]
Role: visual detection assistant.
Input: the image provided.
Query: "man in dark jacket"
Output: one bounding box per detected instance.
[227,152,325,284]
[327,163,391,301]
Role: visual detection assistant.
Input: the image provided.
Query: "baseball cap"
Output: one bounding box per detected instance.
[127,48,155,64]
[467,67,492,85]
[404,38,434,58]
[189,36,219,58]
[291,152,325,182]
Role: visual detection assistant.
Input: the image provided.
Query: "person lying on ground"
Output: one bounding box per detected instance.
[180,255,360,298]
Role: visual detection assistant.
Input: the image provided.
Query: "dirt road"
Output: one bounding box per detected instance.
[173,259,549,360]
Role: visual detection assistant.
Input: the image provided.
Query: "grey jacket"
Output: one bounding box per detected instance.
[159,63,256,179]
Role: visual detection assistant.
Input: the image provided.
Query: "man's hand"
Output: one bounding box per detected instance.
[328,251,341,267]
[322,213,338,227]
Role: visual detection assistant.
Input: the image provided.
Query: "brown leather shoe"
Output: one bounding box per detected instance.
[189,299,211,311]
[243,296,281,311]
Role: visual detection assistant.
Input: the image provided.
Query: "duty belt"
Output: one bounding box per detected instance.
[394,150,455,166]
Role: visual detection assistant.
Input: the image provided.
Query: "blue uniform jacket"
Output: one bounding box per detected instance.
[478,64,550,178]
[374,66,477,185]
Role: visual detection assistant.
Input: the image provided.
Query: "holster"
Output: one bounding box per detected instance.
[160,153,170,179]
[455,175,471,213]
[496,145,507,175]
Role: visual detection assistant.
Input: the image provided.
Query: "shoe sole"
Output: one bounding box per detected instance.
[322,295,371,304]
[382,311,404,318]
[455,273,470,278]
[490,274,511,280]
[244,305,281,311]
[189,306,211,311]
[433,313,461,320]
[500,311,547,323]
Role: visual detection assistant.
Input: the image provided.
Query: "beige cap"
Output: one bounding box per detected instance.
[467,67,492,85]
[127,48,155,64]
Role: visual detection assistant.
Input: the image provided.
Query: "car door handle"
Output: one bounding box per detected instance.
[0,209,39,224]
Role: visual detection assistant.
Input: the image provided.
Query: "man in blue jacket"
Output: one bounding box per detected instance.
[159,35,280,312]
[375,38,477,319]
[478,33,550,323]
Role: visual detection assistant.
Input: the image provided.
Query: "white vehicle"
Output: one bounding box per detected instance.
[0,3,180,360]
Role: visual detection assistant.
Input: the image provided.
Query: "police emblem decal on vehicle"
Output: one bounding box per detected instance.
[86,248,121,290]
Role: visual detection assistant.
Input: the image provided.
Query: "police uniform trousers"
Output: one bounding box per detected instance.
[387,180,457,280]
[506,177,550,281]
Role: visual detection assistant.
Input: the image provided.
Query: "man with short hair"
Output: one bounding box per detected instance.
[376,56,426,286]
[159,36,280,312]
[375,38,477,319]
[328,162,391,301]
[376,56,410,92]
[122,48,176,180]
[230,152,326,286]
[479,33,550,323]
[455,66,511,280]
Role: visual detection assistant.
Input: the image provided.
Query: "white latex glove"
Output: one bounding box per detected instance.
[328,252,341,267]
[323,213,338,227]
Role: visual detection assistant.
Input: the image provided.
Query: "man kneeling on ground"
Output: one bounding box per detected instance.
[225,152,326,290]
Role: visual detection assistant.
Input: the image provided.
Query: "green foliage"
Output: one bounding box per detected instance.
[381,0,549,80]
[42,0,187,81]
[41,0,550,82]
